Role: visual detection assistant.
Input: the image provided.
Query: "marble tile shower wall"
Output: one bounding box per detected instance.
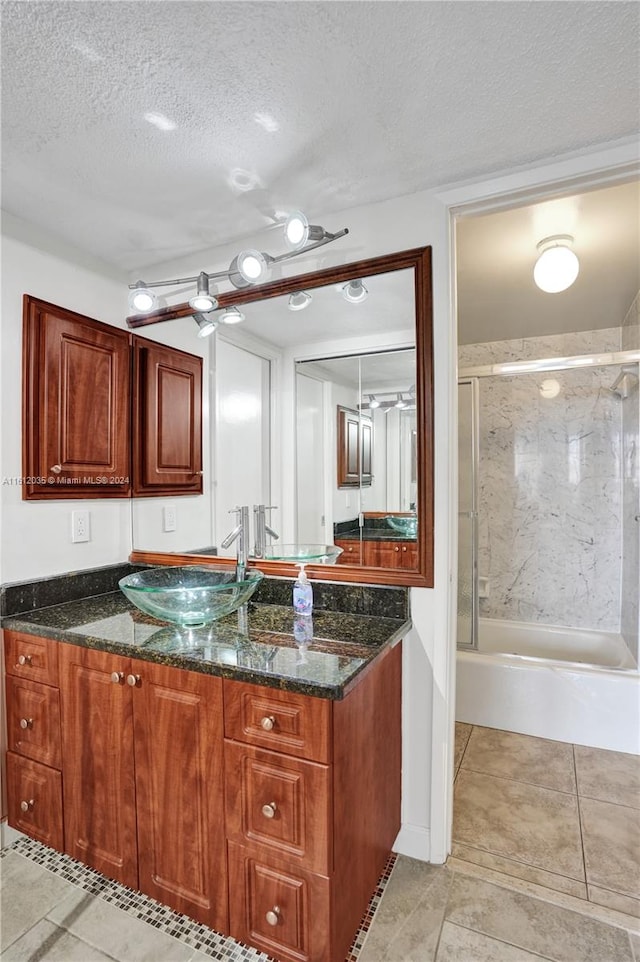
[621,292,640,662]
[459,328,627,632]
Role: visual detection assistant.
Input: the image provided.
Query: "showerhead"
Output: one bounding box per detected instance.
[610,366,639,399]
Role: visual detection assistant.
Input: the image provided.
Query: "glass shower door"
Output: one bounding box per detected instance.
[458,379,478,649]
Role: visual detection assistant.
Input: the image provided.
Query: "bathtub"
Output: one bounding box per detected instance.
[456,618,640,755]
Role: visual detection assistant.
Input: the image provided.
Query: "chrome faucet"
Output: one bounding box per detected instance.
[253,505,279,558]
[221,505,250,579]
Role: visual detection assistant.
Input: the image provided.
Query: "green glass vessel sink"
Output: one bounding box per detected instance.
[260,544,344,564]
[386,516,418,537]
[119,566,264,627]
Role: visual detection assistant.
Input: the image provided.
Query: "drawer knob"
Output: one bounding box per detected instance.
[265,906,281,926]
[261,801,277,819]
[19,718,34,730]
[50,464,62,474]
[111,671,125,684]
[126,674,141,687]
[17,655,33,667]
[20,799,34,813]
[394,546,399,552]
[260,715,276,732]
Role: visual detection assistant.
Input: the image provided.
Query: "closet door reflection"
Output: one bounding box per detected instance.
[457,379,478,649]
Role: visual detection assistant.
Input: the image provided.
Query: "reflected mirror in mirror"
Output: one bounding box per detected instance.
[130,248,432,586]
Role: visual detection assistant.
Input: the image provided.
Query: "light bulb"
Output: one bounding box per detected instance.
[189,273,218,312]
[368,395,380,409]
[342,279,368,303]
[219,307,245,325]
[128,284,157,313]
[534,236,579,293]
[288,291,312,311]
[229,250,270,288]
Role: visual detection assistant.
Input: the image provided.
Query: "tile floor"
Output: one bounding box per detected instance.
[1,725,638,962]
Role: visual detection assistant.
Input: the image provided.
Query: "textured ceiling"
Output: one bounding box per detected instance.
[2,1,639,273]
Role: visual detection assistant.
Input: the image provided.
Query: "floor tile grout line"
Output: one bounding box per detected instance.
[573,742,594,907]
[576,790,640,812]
[432,865,456,960]
[441,919,557,962]
[451,840,587,885]
[457,763,579,797]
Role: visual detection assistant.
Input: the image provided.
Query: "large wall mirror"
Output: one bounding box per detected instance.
[129,247,433,586]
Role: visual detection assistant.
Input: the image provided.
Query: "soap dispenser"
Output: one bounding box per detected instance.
[293,564,313,615]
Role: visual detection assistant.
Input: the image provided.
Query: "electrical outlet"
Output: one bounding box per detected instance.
[163,504,177,532]
[71,510,90,543]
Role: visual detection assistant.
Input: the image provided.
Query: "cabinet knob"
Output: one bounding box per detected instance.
[402,546,407,552]
[261,801,277,819]
[394,546,399,552]
[111,671,125,684]
[50,464,62,474]
[265,906,281,926]
[20,799,34,813]
[260,715,275,732]
[19,718,33,730]
[17,655,32,667]
[126,674,141,687]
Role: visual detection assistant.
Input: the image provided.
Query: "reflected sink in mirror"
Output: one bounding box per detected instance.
[260,544,344,564]
[386,516,418,537]
[119,566,264,627]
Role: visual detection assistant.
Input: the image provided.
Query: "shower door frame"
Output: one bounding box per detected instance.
[457,377,480,650]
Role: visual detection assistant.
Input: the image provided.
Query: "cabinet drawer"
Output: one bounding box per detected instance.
[224,680,331,763]
[4,631,58,685]
[6,676,61,769]
[228,841,330,962]
[225,741,331,874]
[7,752,63,851]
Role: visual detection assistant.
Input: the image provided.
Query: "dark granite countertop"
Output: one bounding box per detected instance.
[2,591,410,700]
[334,530,417,543]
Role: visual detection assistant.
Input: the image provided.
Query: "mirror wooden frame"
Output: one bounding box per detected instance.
[129,246,433,587]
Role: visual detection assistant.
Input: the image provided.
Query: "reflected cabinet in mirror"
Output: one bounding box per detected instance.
[130,247,433,586]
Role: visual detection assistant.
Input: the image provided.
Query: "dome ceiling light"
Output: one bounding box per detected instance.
[127,211,349,330]
[533,235,580,293]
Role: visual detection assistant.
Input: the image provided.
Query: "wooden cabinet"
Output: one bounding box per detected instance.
[132,336,203,496]
[57,643,227,930]
[334,537,417,569]
[4,630,63,852]
[22,296,131,499]
[5,631,401,961]
[337,406,372,487]
[224,642,402,962]
[22,297,203,499]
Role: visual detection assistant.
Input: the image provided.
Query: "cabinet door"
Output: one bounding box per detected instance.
[334,538,362,565]
[132,336,203,496]
[337,406,360,487]
[132,661,227,930]
[59,644,138,888]
[23,296,131,499]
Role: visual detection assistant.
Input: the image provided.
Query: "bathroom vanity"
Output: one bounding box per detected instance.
[3,577,408,962]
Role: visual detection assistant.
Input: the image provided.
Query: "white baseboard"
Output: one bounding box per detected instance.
[1,820,24,850]
[393,823,432,862]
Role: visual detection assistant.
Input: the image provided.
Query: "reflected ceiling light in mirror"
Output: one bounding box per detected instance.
[219,307,245,325]
[368,395,380,408]
[395,394,407,408]
[189,272,219,312]
[342,279,368,303]
[533,235,579,293]
[193,312,218,338]
[229,249,272,288]
[288,291,312,311]
[144,111,177,132]
[128,282,157,314]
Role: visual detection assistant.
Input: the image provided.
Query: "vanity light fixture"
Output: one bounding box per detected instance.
[533,235,579,293]
[288,291,312,311]
[128,282,157,314]
[395,394,407,409]
[368,395,380,409]
[126,210,348,324]
[189,273,219,312]
[342,279,368,303]
[284,210,331,250]
[193,312,218,338]
[218,307,245,325]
